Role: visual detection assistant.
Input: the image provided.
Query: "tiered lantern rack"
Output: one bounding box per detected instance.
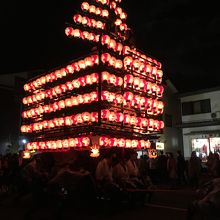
[21,0,165,157]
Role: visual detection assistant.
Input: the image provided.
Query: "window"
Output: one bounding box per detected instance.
[182,99,211,115]
[164,114,172,127]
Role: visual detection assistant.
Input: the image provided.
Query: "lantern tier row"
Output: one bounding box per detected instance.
[24,47,162,93]
[22,71,164,107]
[21,110,164,134]
[22,90,164,119]
[25,136,150,152]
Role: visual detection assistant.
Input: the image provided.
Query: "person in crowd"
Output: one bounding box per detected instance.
[187,177,220,220]
[95,148,122,200]
[48,152,96,204]
[112,150,137,189]
[125,149,146,188]
[156,151,168,184]
[176,150,186,186]
[167,152,177,188]
[210,153,220,178]
[188,151,201,189]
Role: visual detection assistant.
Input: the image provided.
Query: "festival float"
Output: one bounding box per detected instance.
[20,0,165,158]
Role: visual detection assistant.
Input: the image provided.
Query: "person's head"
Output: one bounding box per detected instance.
[191,151,197,158]
[213,153,220,160]
[177,150,182,156]
[104,148,117,166]
[168,152,174,158]
[160,150,164,155]
[130,150,138,160]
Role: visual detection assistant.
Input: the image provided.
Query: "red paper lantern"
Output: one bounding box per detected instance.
[101,53,111,63]
[102,9,109,17]
[73,14,82,24]
[82,112,91,122]
[81,2,89,11]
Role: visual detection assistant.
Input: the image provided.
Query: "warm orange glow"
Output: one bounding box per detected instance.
[90,145,100,157]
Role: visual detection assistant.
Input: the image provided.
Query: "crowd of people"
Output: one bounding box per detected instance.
[0,148,220,218]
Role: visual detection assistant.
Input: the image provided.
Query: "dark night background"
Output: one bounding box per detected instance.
[1,0,219,93]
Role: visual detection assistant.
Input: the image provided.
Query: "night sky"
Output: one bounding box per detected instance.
[1,0,220,93]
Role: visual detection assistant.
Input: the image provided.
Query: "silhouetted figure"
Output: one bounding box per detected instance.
[157,151,168,184]
[188,151,201,189]
[176,150,186,186]
[167,153,177,188]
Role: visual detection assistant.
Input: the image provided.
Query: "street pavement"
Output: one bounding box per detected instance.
[0,186,197,220]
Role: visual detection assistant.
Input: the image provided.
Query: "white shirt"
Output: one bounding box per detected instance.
[95,158,113,182]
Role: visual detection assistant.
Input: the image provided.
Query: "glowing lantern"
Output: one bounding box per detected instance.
[120,12,127,20]
[148,149,157,159]
[102,71,110,81]
[124,114,131,124]
[96,20,104,29]
[83,93,91,103]
[101,53,111,63]
[159,121,164,129]
[115,19,122,26]
[61,140,68,149]
[116,112,124,122]
[82,31,90,40]
[89,5,96,13]
[157,85,164,97]
[115,94,123,105]
[95,7,102,15]
[82,112,91,122]
[108,111,116,122]
[124,56,133,68]
[125,139,132,148]
[91,54,99,65]
[55,140,62,149]
[91,112,98,122]
[22,97,28,105]
[75,114,83,124]
[72,79,80,88]
[109,56,116,66]
[115,7,122,15]
[118,138,125,148]
[131,140,138,148]
[124,91,133,101]
[90,145,100,158]
[102,10,109,17]
[90,19,96,28]
[120,23,127,31]
[109,39,116,50]
[101,35,110,46]
[23,151,31,159]
[133,59,141,69]
[110,1,116,9]
[81,2,89,11]
[117,77,123,86]
[68,138,75,148]
[73,14,82,24]
[101,109,109,119]
[156,69,163,80]
[73,29,81,38]
[65,116,73,126]
[109,75,117,85]
[116,43,123,53]
[90,91,98,102]
[130,116,137,126]
[24,84,30,91]
[124,74,134,85]
[82,137,90,146]
[115,60,123,69]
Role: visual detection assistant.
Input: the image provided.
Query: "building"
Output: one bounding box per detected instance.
[179,87,220,160]
[157,79,183,154]
[0,71,42,154]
